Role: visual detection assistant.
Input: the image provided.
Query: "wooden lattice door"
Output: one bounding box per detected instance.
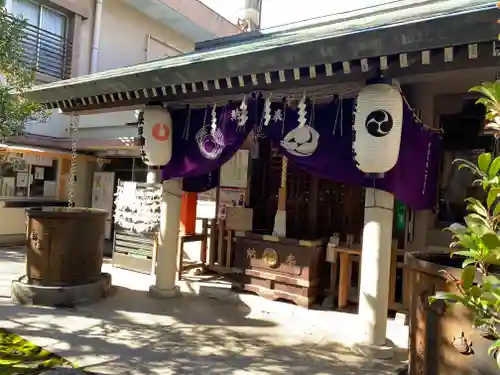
[251,145,365,241]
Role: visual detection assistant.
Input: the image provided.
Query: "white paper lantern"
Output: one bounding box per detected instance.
[142,106,173,166]
[353,83,403,174]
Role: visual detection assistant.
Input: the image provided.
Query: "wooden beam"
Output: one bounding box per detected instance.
[58,45,500,114]
[32,6,498,105]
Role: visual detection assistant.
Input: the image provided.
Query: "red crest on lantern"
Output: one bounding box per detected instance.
[152,123,170,141]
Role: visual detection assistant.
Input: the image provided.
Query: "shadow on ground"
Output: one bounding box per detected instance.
[0,247,407,374]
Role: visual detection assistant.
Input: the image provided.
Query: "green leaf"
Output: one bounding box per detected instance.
[488,157,500,178]
[462,258,477,268]
[453,249,478,257]
[494,201,500,217]
[480,231,500,250]
[484,275,500,286]
[471,84,497,101]
[461,266,476,288]
[478,153,492,173]
[456,235,478,251]
[469,285,482,298]
[466,213,489,226]
[0,8,47,138]
[465,198,488,217]
[465,215,489,237]
[430,291,463,304]
[487,188,500,210]
[488,340,500,356]
[446,223,468,235]
[455,158,482,176]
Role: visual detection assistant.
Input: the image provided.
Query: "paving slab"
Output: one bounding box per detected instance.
[0,246,408,374]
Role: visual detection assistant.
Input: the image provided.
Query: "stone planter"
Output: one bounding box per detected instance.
[405,251,499,375]
[11,207,112,306]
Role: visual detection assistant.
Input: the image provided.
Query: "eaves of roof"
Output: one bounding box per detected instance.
[25,0,499,104]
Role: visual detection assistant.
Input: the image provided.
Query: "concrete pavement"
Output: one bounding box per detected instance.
[0,247,408,374]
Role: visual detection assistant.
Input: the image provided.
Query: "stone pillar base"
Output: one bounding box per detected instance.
[351,341,395,359]
[149,285,180,299]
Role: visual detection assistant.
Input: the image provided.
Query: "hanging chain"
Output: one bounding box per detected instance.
[68,114,79,207]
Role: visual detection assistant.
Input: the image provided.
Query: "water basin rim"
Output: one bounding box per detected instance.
[405,251,500,279]
[26,207,108,217]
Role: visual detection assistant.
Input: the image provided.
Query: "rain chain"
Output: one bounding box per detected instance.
[68,114,80,208]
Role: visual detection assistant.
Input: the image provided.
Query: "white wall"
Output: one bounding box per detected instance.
[77,0,194,132]
[28,0,196,136]
[58,159,95,207]
[25,111,71,138]
[97,0,191,72]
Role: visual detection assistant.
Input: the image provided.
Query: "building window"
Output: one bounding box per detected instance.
[12,0,71,79]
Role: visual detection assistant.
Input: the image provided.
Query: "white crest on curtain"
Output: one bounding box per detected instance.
[142,106,172,166]
[273,109,283,123]
[196,105,225,160]
[280,94,320,157]
[353,83,403,174]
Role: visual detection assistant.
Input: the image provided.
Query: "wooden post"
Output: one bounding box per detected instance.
[273,156,288,236]
[217,219,225,266]
[226,229,233,268]
[209,219,217,266]
[402,266,411,310]
[329,257,338,300]
[338,252,351,309]
[201,219,209,264]
[180,192,197,235]
[176,237,184,281]
[389,249,398,309]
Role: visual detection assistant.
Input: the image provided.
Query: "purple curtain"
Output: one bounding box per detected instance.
[182,172,219,193]
[162,101,256,181]
[266,99,441,210]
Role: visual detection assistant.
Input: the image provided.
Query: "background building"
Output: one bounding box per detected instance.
[1,0,240,206]
[200,0,390,29]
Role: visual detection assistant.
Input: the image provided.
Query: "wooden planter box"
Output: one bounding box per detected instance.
[232,232,327,308]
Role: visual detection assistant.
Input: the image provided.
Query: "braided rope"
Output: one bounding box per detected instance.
[281,156,288,188]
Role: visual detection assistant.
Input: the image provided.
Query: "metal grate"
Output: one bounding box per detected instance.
[8,15,73,79]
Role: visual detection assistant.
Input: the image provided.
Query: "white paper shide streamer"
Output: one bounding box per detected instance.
[353,84,403,174]
[281,95,320,157]
[142,106,173,166]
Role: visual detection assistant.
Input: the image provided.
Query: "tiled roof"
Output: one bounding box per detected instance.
[25,0,499,110]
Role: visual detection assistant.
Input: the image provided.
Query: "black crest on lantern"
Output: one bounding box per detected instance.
[365,109,393,137]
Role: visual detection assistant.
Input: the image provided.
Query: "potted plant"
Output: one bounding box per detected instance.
[405,82,500,375]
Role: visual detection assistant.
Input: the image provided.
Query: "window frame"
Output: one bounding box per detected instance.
[8,0,69,79]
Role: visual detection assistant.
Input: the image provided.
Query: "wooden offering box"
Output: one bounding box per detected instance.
[232,232,327,308]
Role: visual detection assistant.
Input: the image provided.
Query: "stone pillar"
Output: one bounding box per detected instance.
[149,178,182,298]
[356,188,394,357]
[146,168,160,183]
